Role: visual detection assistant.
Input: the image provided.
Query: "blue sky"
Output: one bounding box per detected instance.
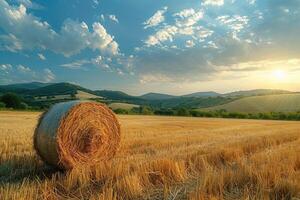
[1,0,300,95]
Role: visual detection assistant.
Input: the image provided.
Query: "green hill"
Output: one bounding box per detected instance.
[109,103,139,110]
[140,92,177,100]
[0,82,51,90]
[183,91,220,98]
[94,90,142,101]
[224,89,292,97]
[203,93,300,113]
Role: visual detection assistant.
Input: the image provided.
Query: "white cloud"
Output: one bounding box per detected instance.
[93,0,100,5]
[14,0,43,9]
[247,0,256,5]
[196,27,214,39]
[139,73,172,84]
[206,41,218,49]
[0,64,12,73]
[108,15,119,23]
[174,8,196,18]
[0,63,56,84]
[145,25,178,46]
[60,60,90,69]
[185,40,195,48]
[90,22,119,55]
[217,15,249,40]
[43,68,55,82]
[217,15,249,32]
[144,9,205,47]
[37,53,46,60]
[202,0,224,6]
[174,9,204,27]
[0,0,119,56]
[17,64,31,72]
[100,14,105,21]
[143,7,168,29]
[0,34,23,52]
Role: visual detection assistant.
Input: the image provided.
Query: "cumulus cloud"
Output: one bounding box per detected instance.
[144,8,205,47]
[196,27,214,39]
[0,64,12,74]
[108,15,119,23]
[145,25,178,46]
[13,0,43,9]
[60,60,90,69]
[247,0,256,5]
[173,9,204,27]
[202,0,224,6]
[143,7,168,29]
[38,53,46,60]
[217,15,249,32]
[0,0,119,56]
[17,64,31,73]
[137,0,300,84]
[0,64,55,84]
[185,40,195,48]
[43,68,55,82]
[139,73,172,84]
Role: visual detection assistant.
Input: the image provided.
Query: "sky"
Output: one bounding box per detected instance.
[0,0,300,95]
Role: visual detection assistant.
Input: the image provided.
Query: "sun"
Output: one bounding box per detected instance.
[272,69,286,81]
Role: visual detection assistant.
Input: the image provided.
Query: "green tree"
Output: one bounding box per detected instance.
[19,102,28,110]
[113,108,129,114]
[1,93,22,109]
[140,106,154,115]
[0,102,5,108]
[176,107,190,116]
[70,93,76,98]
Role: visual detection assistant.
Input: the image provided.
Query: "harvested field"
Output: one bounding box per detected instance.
[0,111,299,199]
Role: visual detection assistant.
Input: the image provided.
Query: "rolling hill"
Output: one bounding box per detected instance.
[109,102,139,110]
[224,89,292,97]
[94,90,142,101]
[0,82,51,90]
[76,90,103,100]
[140,93,177,100]
[1,82,299,112]
[183,91,220,98]
[203,93,300,113]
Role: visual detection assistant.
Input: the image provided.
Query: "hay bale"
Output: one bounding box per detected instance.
[34,101,121,169]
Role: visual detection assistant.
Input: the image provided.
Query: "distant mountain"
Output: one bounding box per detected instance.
[0,82,297,111]
[183,91,220,98]
[224,89,292,97]
[140,93,177,100]
[203,93,300,113]
[0,82,51,90]
[24,82,92,96]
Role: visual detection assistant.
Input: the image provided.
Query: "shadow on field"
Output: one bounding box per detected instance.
[0,154,62,185]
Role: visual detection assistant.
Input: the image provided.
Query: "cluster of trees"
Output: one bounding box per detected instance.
[113,106,300,121]
[189,109,300,121]
[0,93,28,110]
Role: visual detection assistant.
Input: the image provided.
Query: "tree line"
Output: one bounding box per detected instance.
[1,92,300,121]
[0,93,28,110]
[113,106,300,121]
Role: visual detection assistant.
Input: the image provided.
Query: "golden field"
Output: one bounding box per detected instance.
[0,111,299,200]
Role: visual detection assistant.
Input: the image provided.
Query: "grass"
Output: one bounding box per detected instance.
[109,102,139,110]
[76,90,102,100]
[203,93,300,113]
[34,90,102,101]
[0,111,299,199]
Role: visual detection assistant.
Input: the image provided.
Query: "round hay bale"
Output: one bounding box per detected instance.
[34,101,121,170]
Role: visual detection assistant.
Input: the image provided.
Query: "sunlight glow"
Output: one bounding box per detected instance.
[272,70,287,81]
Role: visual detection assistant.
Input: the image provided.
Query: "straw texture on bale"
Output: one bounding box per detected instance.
[34,101,121,169]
